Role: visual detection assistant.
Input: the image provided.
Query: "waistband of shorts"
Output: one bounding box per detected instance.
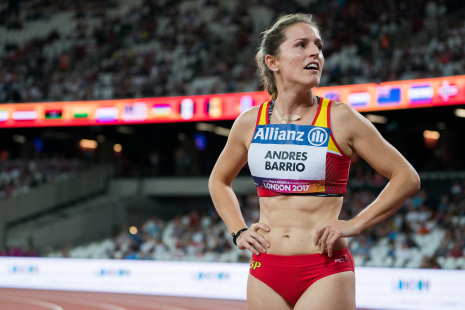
[251,247,350,264]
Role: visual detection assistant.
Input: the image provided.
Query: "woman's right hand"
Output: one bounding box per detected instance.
[237,223,271,255]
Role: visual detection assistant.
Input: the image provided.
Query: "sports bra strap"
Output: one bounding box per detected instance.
[256,101,269,126]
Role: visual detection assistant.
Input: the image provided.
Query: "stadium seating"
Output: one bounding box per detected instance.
[0,159,82,199]
[36,160,465,269]
[2,0,465,103]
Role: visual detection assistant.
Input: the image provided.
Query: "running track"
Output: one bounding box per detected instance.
[0,289,376,309]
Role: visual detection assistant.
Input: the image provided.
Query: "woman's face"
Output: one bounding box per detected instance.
[268,22,324,90]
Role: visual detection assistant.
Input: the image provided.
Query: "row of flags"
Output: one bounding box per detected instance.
[324,80,460,107]
[0,95,256,123]
[0,78,462,124]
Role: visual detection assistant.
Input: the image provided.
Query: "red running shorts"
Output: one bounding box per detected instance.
[249,247,355,306]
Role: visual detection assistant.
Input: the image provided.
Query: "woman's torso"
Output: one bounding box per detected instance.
[245,97,351,255]
[257,195,347,255]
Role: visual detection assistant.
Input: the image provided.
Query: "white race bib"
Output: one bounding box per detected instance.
[248,124,330,194]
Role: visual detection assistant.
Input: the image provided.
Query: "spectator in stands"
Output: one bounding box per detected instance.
[447,241,464,258]
[451,181,462,198]
[355,235,371,260]
[430,257,441,269]
[437,195,450,215]
[153,237,168,257]
[27,246,37,257]
[420,256,430,268]
[405,204,421,224]
[124,245,139,260]
[142,216,163,238]
[139,235,156,258]
[237,251,250,263]
[395,242,412,263]
[434,240,449,257]
[387,240,396,259]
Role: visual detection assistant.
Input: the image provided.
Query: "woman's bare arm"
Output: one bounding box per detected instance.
[344,103,420,230]
[208,107,270,255]
[315,103,420,256]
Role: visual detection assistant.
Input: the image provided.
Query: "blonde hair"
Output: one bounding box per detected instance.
[255,13,320,100]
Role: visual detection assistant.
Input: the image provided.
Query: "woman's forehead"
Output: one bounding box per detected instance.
[284,23,321,41]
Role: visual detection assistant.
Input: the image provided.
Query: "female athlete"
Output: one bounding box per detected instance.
[208,13,420,310]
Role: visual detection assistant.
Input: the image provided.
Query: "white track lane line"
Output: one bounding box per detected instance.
[41,293,189,310]
[5,290,245,310]
[90,298,189,310]
[5,293,128,310]
[40,296,128,310]
[106,296,244,310]
[87,294,244,310]
[0,295,64,310]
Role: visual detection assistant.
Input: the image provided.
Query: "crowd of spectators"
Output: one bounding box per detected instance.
[35,157,465,269]
[0,0,155,103]
[0,245,37,257]
[0,0,119,29]
[0,156,82,199]
[1,0,465,104]
[107,210,234,261]
[345,162,465,268]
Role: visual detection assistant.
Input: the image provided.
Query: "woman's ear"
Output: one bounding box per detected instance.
[265,54,278,72]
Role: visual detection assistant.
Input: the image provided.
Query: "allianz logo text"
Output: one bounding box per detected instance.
[253,126,329,146]
[254,127,305,141]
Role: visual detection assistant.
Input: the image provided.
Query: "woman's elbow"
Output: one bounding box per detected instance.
[208,175,216,193]
[208,173,229,193]
[409,170,421,194]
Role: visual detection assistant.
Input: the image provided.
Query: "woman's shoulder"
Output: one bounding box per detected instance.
[234,105,261,127]
[330,100,364,126]
[229,105,262,145]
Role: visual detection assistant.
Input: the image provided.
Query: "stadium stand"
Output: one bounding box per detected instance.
[0,158,83,199]
[31,158,464,270]
[1,0,465,103]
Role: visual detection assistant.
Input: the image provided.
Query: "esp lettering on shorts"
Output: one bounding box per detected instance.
[250,260,261,270]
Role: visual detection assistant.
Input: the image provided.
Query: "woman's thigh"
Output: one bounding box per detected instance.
[294,271,355,310]
[247,274,293,310]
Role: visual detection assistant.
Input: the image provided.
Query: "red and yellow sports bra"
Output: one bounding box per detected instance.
[247,96,351,197]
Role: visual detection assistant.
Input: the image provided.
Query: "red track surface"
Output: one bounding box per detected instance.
[0,288,375,309]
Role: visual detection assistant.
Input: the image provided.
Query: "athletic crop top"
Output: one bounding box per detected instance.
[247,96,351,197]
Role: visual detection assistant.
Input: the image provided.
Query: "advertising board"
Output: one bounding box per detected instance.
[1,257,464,309]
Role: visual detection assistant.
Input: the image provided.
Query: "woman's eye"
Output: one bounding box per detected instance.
[296,43,305,47]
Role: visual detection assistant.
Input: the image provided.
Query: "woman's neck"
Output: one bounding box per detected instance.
[274,88,315,114]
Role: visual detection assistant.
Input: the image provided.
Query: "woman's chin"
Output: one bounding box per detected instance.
[287,77,320,90]
[306,78,320,89]
[302,75,320,88]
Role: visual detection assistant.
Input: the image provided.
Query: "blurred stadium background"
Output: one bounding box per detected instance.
[0,0,465,309]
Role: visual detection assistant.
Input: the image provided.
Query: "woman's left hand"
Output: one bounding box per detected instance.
[313,219,361,257]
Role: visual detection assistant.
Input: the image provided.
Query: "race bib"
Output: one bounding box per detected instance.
[248,124,330,194]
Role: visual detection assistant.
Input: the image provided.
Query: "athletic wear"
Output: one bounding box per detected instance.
[248,96,351,197]
[249,247,355,306]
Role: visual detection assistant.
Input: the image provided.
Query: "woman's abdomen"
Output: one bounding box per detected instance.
[257,196,347,255]
[257,227,348,255]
